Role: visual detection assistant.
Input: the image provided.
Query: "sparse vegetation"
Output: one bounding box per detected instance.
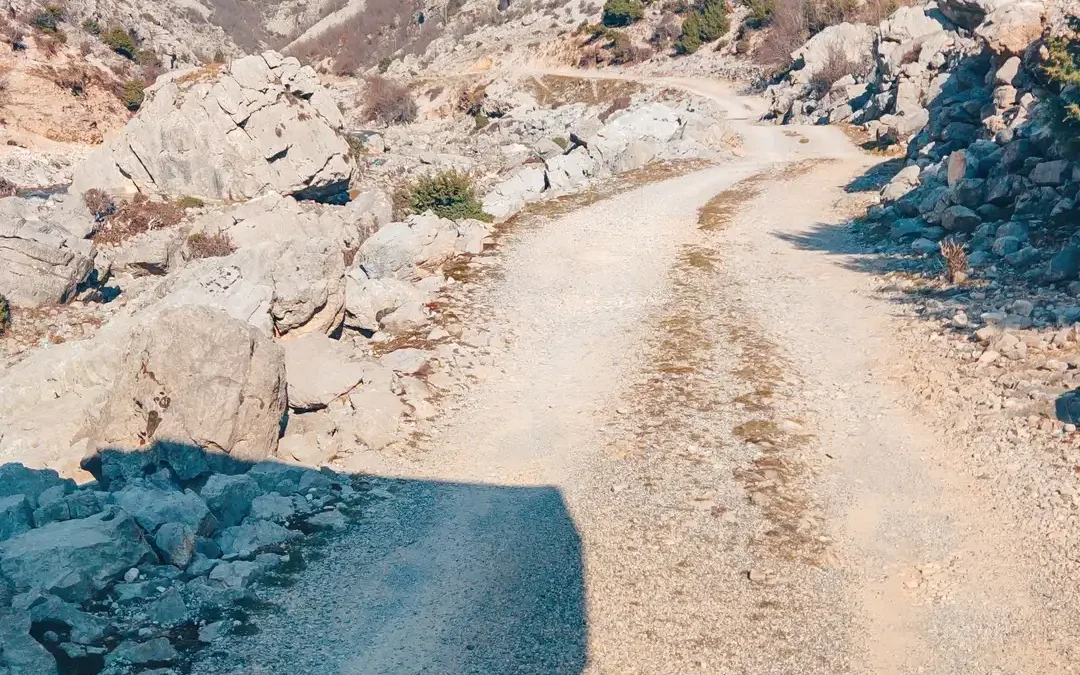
[32,5,65,33]
[808,45,871,93]
[82,18,101,35]
[651,14,682,48]
[101,26,136,59]
[552,136,570,150]
[83,188,116,220]
[346,136,366,163]
[121,78,145,111]
[0,73,10,106]
[187,232,236,259]
[678,13,702,53]
[55,64,90,95]
[0,176,17,197]
[473,112,489,129]
[0,294,9,337]
[939,240,968,283]
[395,170,491,221]
[1043,27,1080,139]
[362,75,418,126]
[93,194,184,245]
[677,0,729,53]
[175,196,204,210]
[601,0,644,27]
[377,56,393,73]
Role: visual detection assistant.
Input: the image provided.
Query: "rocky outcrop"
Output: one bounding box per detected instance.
[86,306,287,463]
[0,199,96,308]
[72,52,355,203]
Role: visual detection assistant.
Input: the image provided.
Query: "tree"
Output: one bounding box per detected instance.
[698,0,730,41]
[678,13,702,53]
[602,0,645,27]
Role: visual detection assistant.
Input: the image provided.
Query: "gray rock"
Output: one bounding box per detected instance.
[86,306,288,464]
[73,53,354,203]
[950,178,985,208]
[113,487,216,536]
[889,217,925,241]
[247,462,311,495]
[940,205,981,232]
[106,637,178,667]
[148,587,189,627]
[269,237,346,336]
[153,523,196,569]
[31,498,70,529]
[200,474,262,528]
[992,235,1022,256]
[282,332,368,411]
[198,620,227,643]
[306,508,348,532]
[1030,160,1071,186]
[0,496,32,544]
[22,593,111,645]
[207,560,261,588]
[344,273,428,334]
[938,0,1007,30]
[1004,245,1040,268]
[0,609,58,674]
[0,205,96,308]
[0,464,74,509]
[995,56,1021,85]
[216,520,296,558]
[789,23,876,86]
[1046,247,1080,282]
[0,510,154,603]
[248,494,296,523]
[380,348,431,375]
[911,237,939,254]
[975,0,1045,56]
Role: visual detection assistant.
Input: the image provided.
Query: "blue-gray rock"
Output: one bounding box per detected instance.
[940,205,981,232]
[153,523,196,569]
[306,508,348,532]
[0,496,32,544]
[216,520,297,559]
[21,593,112,645]
[0,608,58,674]
[0,464,74,509]
[248,494,296,523]
[106,637,178,667]
[0,509,155,603]
[113,486,216,536]
[148,587,189,627]
[1046,246,1080,282]
[200,474,262,529]
[207,560,261,589]
[1030,160,1071,186]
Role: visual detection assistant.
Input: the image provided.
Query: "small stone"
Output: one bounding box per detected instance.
[198,621,227,644]
[124,568,140,583]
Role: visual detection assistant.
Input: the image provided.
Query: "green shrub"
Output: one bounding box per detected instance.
[82,18,101,35]
[32,5,64,33]
[473,112,489,129]
[678,13,702,53]
[396,170,491,221]
[0,294,9,336]
[744,0,775,27]
[1043,31,1080,134]
[377,56,392,73]
[552,136,569,149]
[174,196,204,209]
[121,78,144,110]
[601,0,644,27]
[698,0,730,41]
[102,27,136,59]
[346,135,366,162]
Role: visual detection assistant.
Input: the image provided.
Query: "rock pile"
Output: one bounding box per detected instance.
[0,455,365,674]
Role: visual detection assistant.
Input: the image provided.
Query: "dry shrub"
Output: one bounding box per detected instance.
[457,84,487,115]
[187,232,235,259]
[598,94,631,122]
[939,239,967,283]
[78,39,91,55]
[753,0,808,66]
[0,72,9,106]
[4,24,26,51]
[362,75,417,125]
[0,176,17,197]
[82,188,116,220]
[808,45,871,93]
[651,14,682,48]
[34,31,64,58]
[93,194,183,245]
[54,64,90,94]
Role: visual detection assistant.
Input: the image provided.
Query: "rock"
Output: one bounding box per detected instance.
[269,237,346,336]
[0,202,96,308]
[1030,160,1071,186]
[941,205,981,232]
[306,508,347,531]
[882,165,922,201]
[86,306,287,463]
[247,462,311,495]
[951,178,986,208]
[1046,246,1080,282]
[22,593,111,645]
[975,1,1044,55]
[153,523,196,569]
[106,637,178,667]
[992,235,1022,256]
[346,386,407,451]
[282,332,368,410]
[912,237,939,254]
[995,56,1021,84]
[879,5,949,42]
[0,510,154,603]
[0,465,75,509]
[200,474,262,528]
[0,609,58,674]
[344,273,428,334]
[216,520,296,558]
[207,559,261,588]
[73,53,354,202]
[890,217,925,240]
[113,486,216,536]
[790,23,876,86]
[380,348,431,374]
[198,620,227,643]
[482,165,547,220]
[0,496,32,544]
[148,587,189,627]
[938,0,1010,30]
[248,494,296,523]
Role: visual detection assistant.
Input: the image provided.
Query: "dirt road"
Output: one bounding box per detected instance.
[193,78,1077,674]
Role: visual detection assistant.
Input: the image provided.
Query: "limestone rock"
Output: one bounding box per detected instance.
[86,306,287,463]
[975,1,1044,55]
[0,496,32,544]
[344,273,428,334]
[0,202,96,308]
[282,332,368,411]
[113,486,216,536]
[200,474,262,528]
[0,609,58,674]
[72,53,354,202]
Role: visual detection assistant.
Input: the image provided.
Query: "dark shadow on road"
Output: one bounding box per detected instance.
[10,444,587,675]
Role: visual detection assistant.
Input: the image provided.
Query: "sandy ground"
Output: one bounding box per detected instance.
[191,76,1077,675]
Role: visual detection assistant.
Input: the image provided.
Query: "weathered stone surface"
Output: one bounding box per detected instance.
[216,520,296,558]
[269,237,346,335]
[0,510,154,603]
[0,609,58,674]
[73,53,354,202]
[0,496,32,544]
[153,522,196,569]
[86,306,287,463]
[1030,160,1071,186]
[106,637,178,667]
[0,199,95,308]
[200,474,262,528]
[482,165,547,220]
[975,1,1044,55]
[941,205,982,232]
[282,332,368,411]
[248,494,296,523]
[1046,246,1080,282]
[790,23,877,85]
[343,273,428,334]
[21,593,111,645]
[0,465,74,509]
[207,559,261,588]
[112,486,216,536]
[938,0,1012,30]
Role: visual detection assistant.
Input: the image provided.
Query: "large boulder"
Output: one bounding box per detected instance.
[86,306,287,463]
[974,0,1044,55]
[0,201,96,308]
[352,213,460,280]
[0,509,154,603]
[343,273,428,334]
[0,609,58,674]
[879,6,951,42]
[71,52,354,202]
[790,23,876,86]
[281,332,368,411]
[938,0,1014,30]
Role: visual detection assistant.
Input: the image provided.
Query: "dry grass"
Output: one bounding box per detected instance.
[939,239,968,283]
[187,232,236,259]
[524,74,642,108]
[83,188,116,220]
[808,45,871,93]
[93,194,184,246]
[0,176,16,197]
[361,76,418,126]
[598,94,631,122]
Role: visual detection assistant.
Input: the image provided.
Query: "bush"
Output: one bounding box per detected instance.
[83,188,116,220]
[1043,30,1080,135]
[396,170,491,221]
[346,136,366,162]
[362,76,417,125]
[32,5,64,33]
[187,232,235,259]
[808,45,870,93]
[601,0,644,27]
[753,0,808,66]
[93,194,184,245]
[0,176,16,197]
[377,56,392,73]
[82,18,101,35]
[678,13,702,53]
[101,27,136,59]
[698,0,729,41]
[55,65,90,95]
[552,136,569,149]
[121,78,144,110]
[473,112,489,129]
[0,294,9,336]
[174,196,204,209]
[744,0,775,27]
